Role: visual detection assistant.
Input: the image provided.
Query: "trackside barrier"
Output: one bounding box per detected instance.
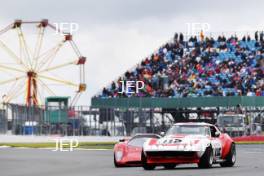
[233,135,264,142]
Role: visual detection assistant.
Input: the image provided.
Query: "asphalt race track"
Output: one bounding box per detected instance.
[0,145,263,176]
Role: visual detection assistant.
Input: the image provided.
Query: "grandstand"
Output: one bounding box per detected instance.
[96,32,264,99]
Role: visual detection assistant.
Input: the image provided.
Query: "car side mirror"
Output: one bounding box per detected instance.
[160,131,165,137]
[119,138,125,142]
[215,131,220,137]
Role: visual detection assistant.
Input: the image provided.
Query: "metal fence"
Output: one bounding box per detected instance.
[0,103,263,136]
[1,104,162,136]
[0,109,7,134]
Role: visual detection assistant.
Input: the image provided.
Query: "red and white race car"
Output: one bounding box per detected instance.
[142,122,236,170]
[113,134,160,167]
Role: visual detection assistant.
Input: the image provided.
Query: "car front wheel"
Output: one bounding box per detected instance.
[198,146,213,168]
[141,151,155,170]
[220,143,236,167]
[114,153,122,167]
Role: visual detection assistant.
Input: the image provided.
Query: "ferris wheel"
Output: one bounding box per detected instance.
[0,19,86,106]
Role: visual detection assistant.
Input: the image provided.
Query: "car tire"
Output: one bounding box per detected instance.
[163,164,176,169]
[220,143,236,167]
[141,151,155,170]
[198,146,213,168]
[114,153,122,167]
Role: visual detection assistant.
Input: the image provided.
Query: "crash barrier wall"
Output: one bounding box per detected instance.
[0,102,264,136]
[91,96,264,108]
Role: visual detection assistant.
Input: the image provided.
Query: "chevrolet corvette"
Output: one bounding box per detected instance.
[142,122,236,170]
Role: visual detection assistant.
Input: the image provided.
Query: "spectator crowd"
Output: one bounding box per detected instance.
[99,32,264,98]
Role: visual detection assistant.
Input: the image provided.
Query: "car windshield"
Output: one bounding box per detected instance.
[128,137,149,147]
[166,125,210,136]
[218,116,244,127]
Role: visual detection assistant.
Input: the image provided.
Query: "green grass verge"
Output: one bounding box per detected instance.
[0,142,116,149]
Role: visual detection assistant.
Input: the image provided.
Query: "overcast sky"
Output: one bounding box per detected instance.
[0,0,264,105]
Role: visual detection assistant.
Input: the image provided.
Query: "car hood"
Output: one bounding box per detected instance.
[144,134,210,153]
[155,134,209,145]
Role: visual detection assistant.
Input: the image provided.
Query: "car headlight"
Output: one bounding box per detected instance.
[115,151,123,161]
